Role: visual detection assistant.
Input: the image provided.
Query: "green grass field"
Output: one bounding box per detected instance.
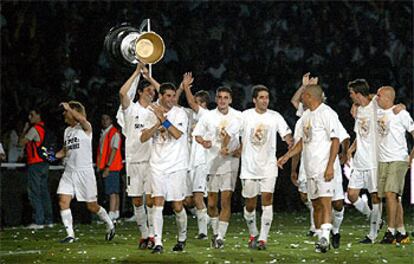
[1,209,413,263]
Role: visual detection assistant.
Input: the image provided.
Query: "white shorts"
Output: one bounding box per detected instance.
[207,172,237,193]
[298,178,308,194]
[57,168,97,202]
[151,169,187,201]
[241,177,276,198]
[307,176,334,200]
[187,164,208,195]
[348,168,377,193]
[126,162,151,197]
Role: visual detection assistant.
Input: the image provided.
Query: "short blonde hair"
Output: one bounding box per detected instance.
[68,100,86,117]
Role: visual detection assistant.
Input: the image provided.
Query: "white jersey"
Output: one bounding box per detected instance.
[240,108,291,179]
[193,107,242,174]
[144,105,189,174]
[353,99,378,169]
[189,107,208,168]
[63,124,93,171]
[377,108,414,162]
[297,103,340,178]
[121,101,151,163]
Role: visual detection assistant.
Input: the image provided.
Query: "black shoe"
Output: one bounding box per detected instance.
[359,236,374,244]
[152,245,163,254]
[318,237,330,253]
[210,234,218,248]
[331,232,341,249]
[395,232,410,245]
[172,240,186,251]
[147,237,155,249]
[257,240,266,250]
[248,235,258,249]
[197,233,208,240]
[60,236,75,243]
[380,231,395,244]
[214,238,224,249]
[307,230,316,237]
[105,227,116,241]
[138,238,149,249]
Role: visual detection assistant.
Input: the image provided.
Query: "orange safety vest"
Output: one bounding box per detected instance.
[97,126,123,171]
[25,121,46,165]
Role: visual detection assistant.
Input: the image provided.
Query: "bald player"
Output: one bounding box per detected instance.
[376,86,414,245]
[278,84,341,253]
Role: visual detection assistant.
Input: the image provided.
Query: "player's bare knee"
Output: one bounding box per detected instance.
[86,202,99,213]
[332,200,343,211]
[132,197,143,207]
[371,193,381,204]
[172,201,184,213]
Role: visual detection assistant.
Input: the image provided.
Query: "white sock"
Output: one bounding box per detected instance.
[397,226,406,235]
[147,206,155,237]
[353,197,371,218]
[388,227,396,235]
[210,217,219,236]
[258,205,273,242]
[332,208,344,235]
[315,229,322,239]
[108,211,115,221]
[60,209,74,238]
[368,203,381,240]
[196,208,208,235]
[305,201,316,231]
[114,210,120,220]
[243,207,259,237]
[175,209,188,242]
[134,205,149,239]
[321,223,332,242]
[153,206,164,246]
[97,207,114,231]
[217,221,229,239]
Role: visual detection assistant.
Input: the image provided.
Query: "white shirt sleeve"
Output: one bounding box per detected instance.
[110,132,121,149]
[172,109,188,134]
[324,111,340,140]
[25,127,40,142]
[276,113,292,139]
[400,110,414,133]
[192,115,207,137]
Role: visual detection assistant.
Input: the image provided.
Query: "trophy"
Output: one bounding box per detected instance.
[104,19,165,73]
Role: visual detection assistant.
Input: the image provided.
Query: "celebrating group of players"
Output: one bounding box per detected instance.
[54,63,414,254]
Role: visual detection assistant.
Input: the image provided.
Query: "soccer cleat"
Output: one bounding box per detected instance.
[197,233,208,240]
[138,238,149,249]
[380,231,395,244]
[60,236,75,243]
[210,234,218,248]
[359,236,374,244]
[172,240,186,251]
[318,237,330,253]
[151,245,163,254]
[314,241,321,253]
[306,230,316,237]
[248,235,258,249]
[257,240,267,250]
[214,238,224,249]
[394,232,410,245]
[147,237,155,249]
[331,232,341,249]
[105,227,116,241]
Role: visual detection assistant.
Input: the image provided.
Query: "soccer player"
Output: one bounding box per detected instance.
[56,101,115,243]
[376,86,414,245]
[141,83,189,254]
[240,85,293,250]
[346,79,382,244]
[181,72,211,239]
[278,84,341,253]
[118,63,159,249]
[192,86,242,249]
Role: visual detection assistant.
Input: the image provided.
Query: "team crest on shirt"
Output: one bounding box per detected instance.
[357,117,370,138]
[250,123,268,146]
[303,119,312,143]
[377,115,389,136]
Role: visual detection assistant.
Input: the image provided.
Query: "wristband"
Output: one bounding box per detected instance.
[162,119,172,129]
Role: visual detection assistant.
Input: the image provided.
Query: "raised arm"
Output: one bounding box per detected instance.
[181,72,199,113]
[142,65,160,92]
[291,72,318,109]
[119,64,144,110]
[61,102,92,134]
